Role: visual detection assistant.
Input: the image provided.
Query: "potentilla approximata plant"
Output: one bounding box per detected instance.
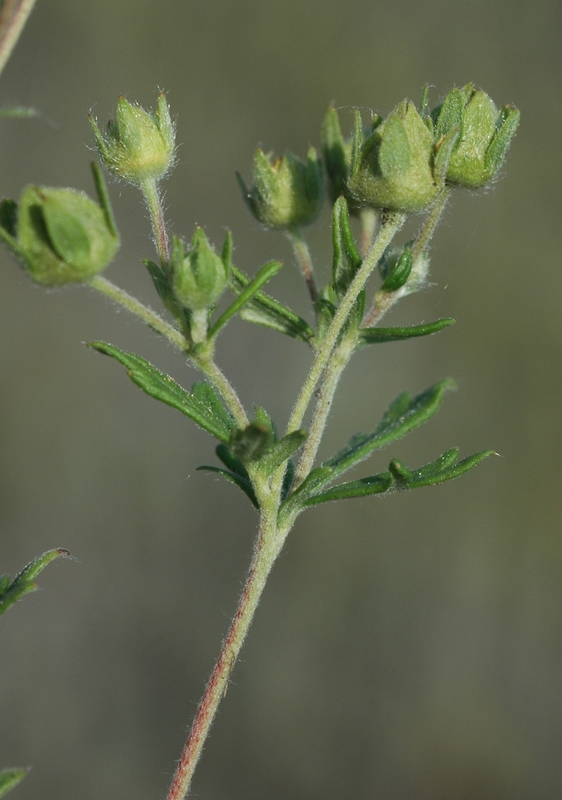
[0,8,520,797]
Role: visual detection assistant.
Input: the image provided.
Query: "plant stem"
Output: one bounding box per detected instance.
[86,275,188,350]
[193,355,249,428]
[166,502,283,800]
[286,226,318,305]
[291,331,356,489]
[0,0,36,79]
[86,276,249,427]
[361,190,450,328]
[286,211,405,436]
[141,176,170,269]
[411,188,450,262]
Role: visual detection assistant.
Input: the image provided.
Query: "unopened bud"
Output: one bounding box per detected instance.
[237,147,324,229]
[89,93,175,186]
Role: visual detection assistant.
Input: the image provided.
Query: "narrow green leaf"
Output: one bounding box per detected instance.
[281,458,296,500]
[196,465,258,508]
[332,196,361,297]
[191,381,235,436]
[303,471,392,506]
[0,549,70,617]
[324,380,455,480]
[209,260,282,338]
[231,265,314,343]
[259,429,308,474]
[358,318,455,346]
[215,443,251,479]
[0,106,37,118]
[390,449,495,489]
[0,769,27,798]
[380,247,412,292]
[89,342,235,442]
[349,109,363,180]
[299,448,493,508]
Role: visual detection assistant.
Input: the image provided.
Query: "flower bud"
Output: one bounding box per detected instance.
[171,228,229,311]
[237,147,324,229]
[89,93,175,185]
[431,85,520,188]
[347,100,444,213]
[0,171,119,286]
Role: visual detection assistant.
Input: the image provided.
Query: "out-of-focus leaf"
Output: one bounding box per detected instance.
[0,769,27,798]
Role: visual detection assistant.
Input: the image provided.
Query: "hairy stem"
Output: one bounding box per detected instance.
[286,226,318,305]
[362,190,450,328]
[286,211,406,436]
[86,275,187,350]
[0,0,36,78]
[86,277,248,426]
[193,355,249,428]
[411,188,450,263]
[291,332,356,489]
[166,502,283,800]
[141,177,170,269]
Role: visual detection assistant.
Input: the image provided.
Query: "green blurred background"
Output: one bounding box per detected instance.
[0,1,560,798]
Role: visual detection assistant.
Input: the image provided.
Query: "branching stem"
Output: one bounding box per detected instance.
[286,211,406,437]
[86,275,187,350]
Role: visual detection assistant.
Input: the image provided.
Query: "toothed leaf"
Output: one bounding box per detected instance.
[89,342,235,442]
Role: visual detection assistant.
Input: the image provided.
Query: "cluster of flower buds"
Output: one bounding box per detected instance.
[89,93,175,186]
[170,227,230,312]
[0,166,119,285]
[322,85,520,214]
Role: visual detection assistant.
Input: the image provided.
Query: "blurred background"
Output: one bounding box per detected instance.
[0,1,560,798]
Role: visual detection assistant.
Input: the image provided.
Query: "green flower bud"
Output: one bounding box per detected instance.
[237,147,324,229]
[348,100,444,213]
[431,84,520,188]
[0,166,119,286]
[171,228,229,311]
[89,93,175,185]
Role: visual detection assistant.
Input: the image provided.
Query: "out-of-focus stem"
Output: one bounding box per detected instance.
[0,0,37,78]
